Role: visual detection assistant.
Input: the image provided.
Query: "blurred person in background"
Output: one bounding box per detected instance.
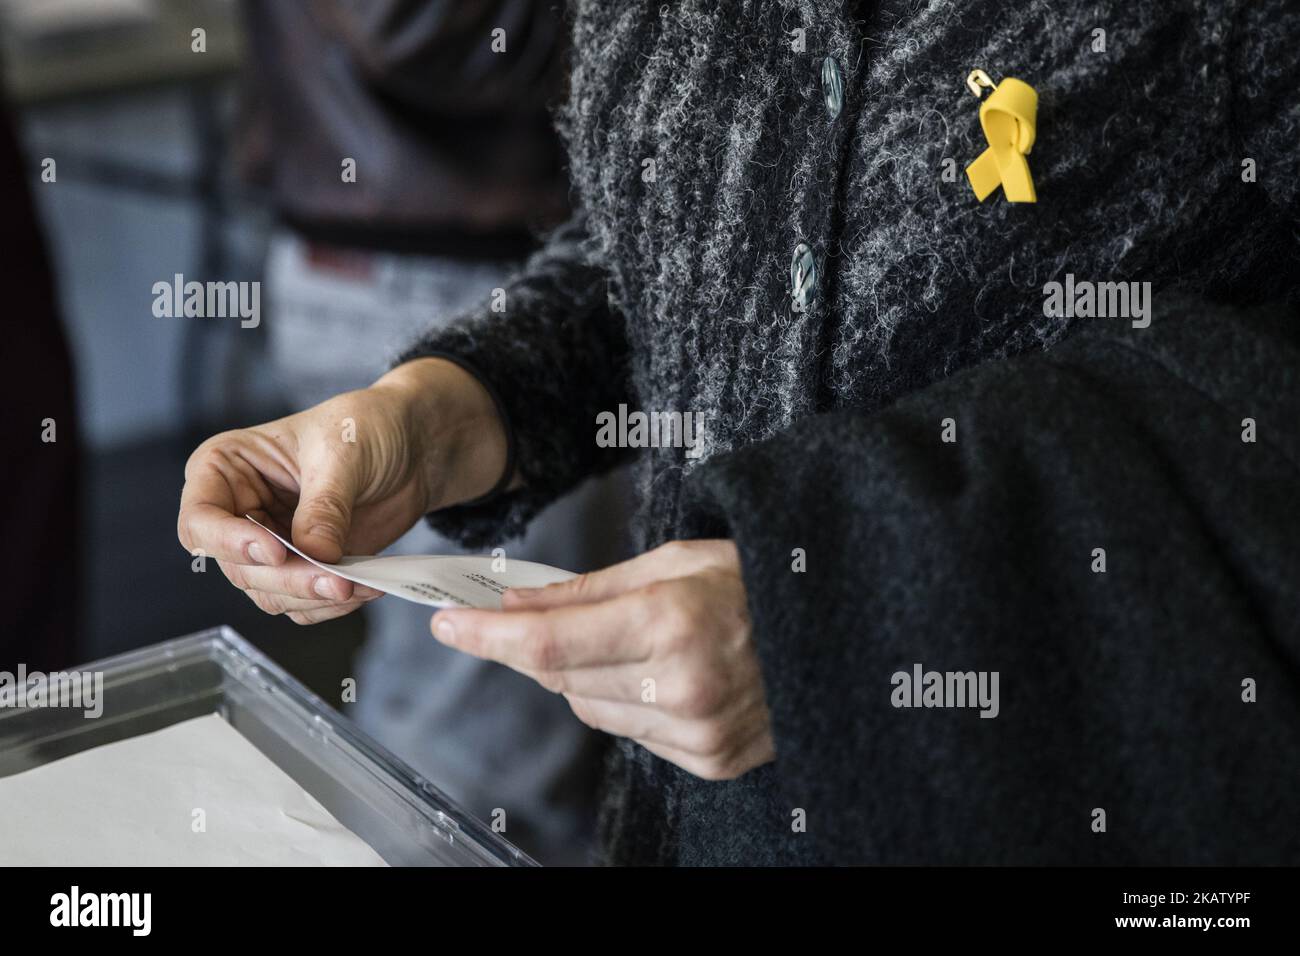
[234,0,617,864]
[0,96,80,674]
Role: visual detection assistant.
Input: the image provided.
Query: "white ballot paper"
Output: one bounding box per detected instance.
[247,516,576,609]
[0,714,387,866]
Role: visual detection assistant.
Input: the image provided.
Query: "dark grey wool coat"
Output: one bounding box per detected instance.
[401,0,1300,864]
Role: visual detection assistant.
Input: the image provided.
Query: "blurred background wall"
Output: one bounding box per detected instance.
[3,0,356,693]
[2,0,629,866]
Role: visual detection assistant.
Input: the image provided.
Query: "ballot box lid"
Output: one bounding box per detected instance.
[0,626,537,866]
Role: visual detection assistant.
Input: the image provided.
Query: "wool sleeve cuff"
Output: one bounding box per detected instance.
[395,216,635,549]
[678,295,1300,862]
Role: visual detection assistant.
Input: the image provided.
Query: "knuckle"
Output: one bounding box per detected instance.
[182,436,216,478]
[670,670,726,719]
[186,432,240,476]
[566,696,600,731]
[299,573,331,601]
[566,573,596,601]
[654,540,693,566]
[693,754,741,782]
[249,591,286,616]
[651,593,700,648]
[304,487,350,521]
[317,431,360,468]
[641,579,678,609]
[533,670,566,694]
[686,720,731,758]
[176,516,194,553]
[527,630,562,672]
[627,589,660,633]
[219,562,249,591]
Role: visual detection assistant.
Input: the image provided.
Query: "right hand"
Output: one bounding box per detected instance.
[177,358,511,624]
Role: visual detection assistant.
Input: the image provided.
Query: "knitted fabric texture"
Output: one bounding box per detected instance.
[398,0,1300,864]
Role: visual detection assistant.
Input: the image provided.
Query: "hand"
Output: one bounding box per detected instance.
[431,540,775,780]
[177,358,510,624]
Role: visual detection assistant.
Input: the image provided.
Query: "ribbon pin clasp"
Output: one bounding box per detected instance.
[965,69,1038,204]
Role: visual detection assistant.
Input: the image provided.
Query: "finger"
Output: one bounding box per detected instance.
[218,558,382,602]
[566,696,768,780]
[521,661,654,702]
[290,440,359,563]
[179,479,287,567]
[638,714,776,781]
[635,738,726,780]
[563,695,678,744]
[635,737,760,782]
[432,593,654,672]
[286,599,374,625]
[244,589,375,617]
[503,541,713,611]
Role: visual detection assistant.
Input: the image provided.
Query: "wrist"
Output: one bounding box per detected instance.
[372,357,512,511]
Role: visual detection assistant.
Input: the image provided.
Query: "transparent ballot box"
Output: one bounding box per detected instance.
[0,627,536,866]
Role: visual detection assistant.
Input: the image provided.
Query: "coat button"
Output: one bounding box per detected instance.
[821,56,844,120]
[791,243,817,311]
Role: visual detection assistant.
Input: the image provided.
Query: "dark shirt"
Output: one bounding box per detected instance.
[236,0,570,257]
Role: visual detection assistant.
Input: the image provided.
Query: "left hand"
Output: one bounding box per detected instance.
[431,540,775,781]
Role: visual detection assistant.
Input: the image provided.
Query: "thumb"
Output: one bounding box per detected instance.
[291,446,358,562]
[504,543,694,610]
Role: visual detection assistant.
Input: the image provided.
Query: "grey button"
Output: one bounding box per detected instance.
[791,243,817,312]
[821,55,844,120]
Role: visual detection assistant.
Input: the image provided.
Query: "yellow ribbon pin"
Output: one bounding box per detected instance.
[965,69,1038,203]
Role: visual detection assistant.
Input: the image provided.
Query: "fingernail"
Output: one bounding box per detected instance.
[356,585,384,600]
[248,542,270,565]
[313,576,338,600]
[434,616,456,644]
[510,587,539,598]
